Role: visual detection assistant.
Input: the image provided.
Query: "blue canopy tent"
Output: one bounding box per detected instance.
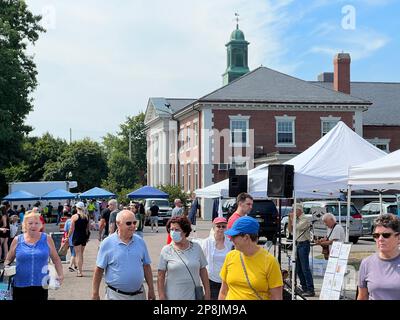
[41,189,76,200]
[79,187,115,199]
[127,186,168,199]
[3,190,40,201]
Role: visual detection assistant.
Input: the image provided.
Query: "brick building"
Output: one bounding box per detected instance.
[144,24,399,219]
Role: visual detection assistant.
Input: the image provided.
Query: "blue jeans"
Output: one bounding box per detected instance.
[296,241,314,292]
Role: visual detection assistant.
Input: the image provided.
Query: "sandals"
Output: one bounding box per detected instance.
[76,272,83,277]
[68,267,75,272]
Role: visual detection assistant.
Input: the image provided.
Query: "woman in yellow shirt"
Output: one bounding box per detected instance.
[219,216,283,300]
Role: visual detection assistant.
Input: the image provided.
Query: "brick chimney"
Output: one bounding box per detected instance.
[333,53,351,94]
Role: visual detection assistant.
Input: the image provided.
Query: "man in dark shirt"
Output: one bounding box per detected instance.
[46,202,53,223]
[56,202,64,225]
[99,199,117,241]
[149,201,159,233]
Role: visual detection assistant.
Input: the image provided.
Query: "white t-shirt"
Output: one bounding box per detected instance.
[10,222,19,238]
[327,223,345,242]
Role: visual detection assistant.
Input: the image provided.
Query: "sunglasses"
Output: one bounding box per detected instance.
[215,225,227,229]
[372,232,398,239]
[125,221,137,226]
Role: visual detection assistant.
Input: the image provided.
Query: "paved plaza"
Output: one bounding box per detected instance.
[0,220,375,300]
[42,220,376,300]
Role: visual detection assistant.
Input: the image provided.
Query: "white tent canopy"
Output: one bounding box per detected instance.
[195,121,386,198]
[348,148,400,189]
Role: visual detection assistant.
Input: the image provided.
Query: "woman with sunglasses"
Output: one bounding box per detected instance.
[196,217,233,300]
[357,214,400,300]
[158,216,210,300]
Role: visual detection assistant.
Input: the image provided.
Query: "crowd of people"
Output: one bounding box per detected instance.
[1,192,399,301]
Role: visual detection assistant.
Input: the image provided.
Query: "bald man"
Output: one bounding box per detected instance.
[92,210,155,300]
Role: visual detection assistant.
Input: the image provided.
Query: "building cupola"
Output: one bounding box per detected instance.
[222,14,250,85]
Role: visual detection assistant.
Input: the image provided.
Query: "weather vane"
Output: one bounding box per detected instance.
[234,12,239,29]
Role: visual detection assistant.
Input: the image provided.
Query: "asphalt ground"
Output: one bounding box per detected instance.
[1,221,376,300]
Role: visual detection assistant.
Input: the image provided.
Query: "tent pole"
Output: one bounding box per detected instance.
[379,191,383,214]
[338,199,341,226]
[291,195,297,300]
[346,187,351,243]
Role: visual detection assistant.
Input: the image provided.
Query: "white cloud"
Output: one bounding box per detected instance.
[23,0,393,141]
[24,0,299,141]
[309,28,390,60]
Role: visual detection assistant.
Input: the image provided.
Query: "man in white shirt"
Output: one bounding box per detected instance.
[316,213,346,248]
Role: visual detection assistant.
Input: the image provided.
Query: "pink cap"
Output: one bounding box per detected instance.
[213,217,227,224]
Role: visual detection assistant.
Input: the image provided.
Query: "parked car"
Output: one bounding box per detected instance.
[360,201,397,236]
[222,198,279,242]
[279,206,294,239]
[302,201,363,244]
[143,198,172,226]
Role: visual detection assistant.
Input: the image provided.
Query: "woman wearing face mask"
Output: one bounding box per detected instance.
[157,216,210,300]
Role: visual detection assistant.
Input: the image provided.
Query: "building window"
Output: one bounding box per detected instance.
[170,166,175,185]
[229,115,250,146]
[194,122,198,147]
[180,164,184,187]
[186,127,191,149]
[194,163,198,190]
[375,144,389,152]
[367,138,390,153]
[179,129,184,152]
[321,117,340,136]
[187,164,191,192]
[275,116,295,146]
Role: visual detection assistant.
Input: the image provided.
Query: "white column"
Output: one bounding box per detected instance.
[354,110,363,136]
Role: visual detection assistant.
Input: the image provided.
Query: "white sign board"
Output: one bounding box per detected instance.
[319,242,352,300]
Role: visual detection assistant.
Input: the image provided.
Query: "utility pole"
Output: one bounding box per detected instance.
[128,129,132,160]
[69,128,72,144]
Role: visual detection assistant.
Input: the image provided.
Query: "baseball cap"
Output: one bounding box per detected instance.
[76,202,85,209]
[213,217,227,224]
[224,216,259,237]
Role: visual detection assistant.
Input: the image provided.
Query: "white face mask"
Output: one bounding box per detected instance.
[170,230,183,243]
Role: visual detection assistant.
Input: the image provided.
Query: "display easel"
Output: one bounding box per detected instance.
[319,241,352,300]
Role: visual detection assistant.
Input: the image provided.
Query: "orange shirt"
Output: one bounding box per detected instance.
[227,212,242,230]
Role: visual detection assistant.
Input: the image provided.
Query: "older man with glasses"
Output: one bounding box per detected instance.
[92,210,156,300]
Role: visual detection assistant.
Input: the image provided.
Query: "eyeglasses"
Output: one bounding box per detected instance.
[372,232,398,239]
[125,221,137,226]
[215,225,227,229]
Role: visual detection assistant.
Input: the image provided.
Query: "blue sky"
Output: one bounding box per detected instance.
[24,0,399,142]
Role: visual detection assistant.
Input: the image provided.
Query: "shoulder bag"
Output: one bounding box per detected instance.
[321,224,337,260]
[0,269,13,300]
[58,236,69,256]
[172,244,205,300]
[239,253,263,300]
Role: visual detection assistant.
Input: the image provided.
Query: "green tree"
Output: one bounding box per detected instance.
[0,1,45,168]
[1,133,67,183]
[101,152,137,193]
[43,139,108,192]
[157,184,190,208]
[102,112,147,185]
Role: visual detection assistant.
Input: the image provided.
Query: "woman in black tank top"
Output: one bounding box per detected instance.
[68,202,89,277]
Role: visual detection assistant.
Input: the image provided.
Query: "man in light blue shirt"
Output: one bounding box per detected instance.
[92,210,155,300]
